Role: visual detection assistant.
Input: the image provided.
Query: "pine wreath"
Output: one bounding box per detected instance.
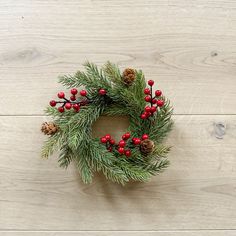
[41,62,173,185]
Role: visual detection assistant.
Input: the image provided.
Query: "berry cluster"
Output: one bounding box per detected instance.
[100,132,131,157]
[100,132,149,157]
[140,80,164,119]
[49,88,107,113]
[100,134,116,152]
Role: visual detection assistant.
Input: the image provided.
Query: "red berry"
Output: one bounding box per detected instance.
[132,137,137,143]
[125,132,131,139]
[157,100,164,107]
[80,90,87,96]
[58,92,65,99]
[140,113,147,119]
[144,88,151,95]
[133,138,141,145]
[118,140,126,147]
[122,133,130,140]
[142,134,149,140]
[152,98,157,104]
[145,96,151,102]
[71,88,78,95]
[124,150,131,157]
[49,100,57,107]
[65,103,72,110]
[108,146,112,152]
[100,137,107,143]
[70,95,76,101]
[150,106,157,113]
[58,106,64,113]
[99,89,107,95]
[144,111,151,117]
[109,139,115,145]
[148,80,154,86]
[73,104,80,111]
[145,106,151,112]
[105,134,111,140]
[155,90,162,97]
[118,147,125,154]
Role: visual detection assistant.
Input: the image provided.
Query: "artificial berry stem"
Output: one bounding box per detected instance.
[63,97,70,103]
[100,132,134,157]
[50,88,107,113]
[140,80,164,120]
[150,83,153,107]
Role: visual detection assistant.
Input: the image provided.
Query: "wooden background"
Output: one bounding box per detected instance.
[0,0,236,235]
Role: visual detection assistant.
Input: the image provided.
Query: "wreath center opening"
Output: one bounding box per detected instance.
[92,116,129,141]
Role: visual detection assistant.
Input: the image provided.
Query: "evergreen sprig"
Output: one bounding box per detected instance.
[41,62,173,185]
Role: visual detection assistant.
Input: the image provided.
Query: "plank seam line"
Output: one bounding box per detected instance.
[0,229,236,232]
[0,114,236,117]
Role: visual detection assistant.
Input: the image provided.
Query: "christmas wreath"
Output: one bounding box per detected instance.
[41,62,173,185]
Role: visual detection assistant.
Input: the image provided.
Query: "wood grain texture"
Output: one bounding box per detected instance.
[0,231,236,236]
[1,0,236,234]
[0,0,236,115]
[0,116,235,231]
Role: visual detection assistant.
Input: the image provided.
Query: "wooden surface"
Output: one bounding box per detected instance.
[0,231,236,236]
[0,0,236,235]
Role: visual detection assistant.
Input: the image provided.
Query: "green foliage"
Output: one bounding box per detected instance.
[59,62,112,94]
[58,145,74,168]
[149,97,173,142]
[103,61,122,85]
[41,132,63,159]
[41,62,173,185]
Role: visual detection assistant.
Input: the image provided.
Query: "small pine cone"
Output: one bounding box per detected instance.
[122,68,136,86]
[41,122,58,135]
[140,139,155,154]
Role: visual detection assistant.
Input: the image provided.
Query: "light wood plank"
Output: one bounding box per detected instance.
[0,230,236,236]
[0,0,236,115]
[0,115,235,230]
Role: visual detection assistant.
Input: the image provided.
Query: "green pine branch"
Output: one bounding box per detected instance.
[103,61,123,85]
[42,61,173,185]
[58,145,74,168]
[149,97,173,142]
[41,132,63,158]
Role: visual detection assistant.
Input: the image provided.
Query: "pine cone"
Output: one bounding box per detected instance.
[122,68,136,86]
[41,122,58,135]
[140,139,155,154]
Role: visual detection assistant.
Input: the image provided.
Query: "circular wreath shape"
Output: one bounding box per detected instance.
[41,62,173,185]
